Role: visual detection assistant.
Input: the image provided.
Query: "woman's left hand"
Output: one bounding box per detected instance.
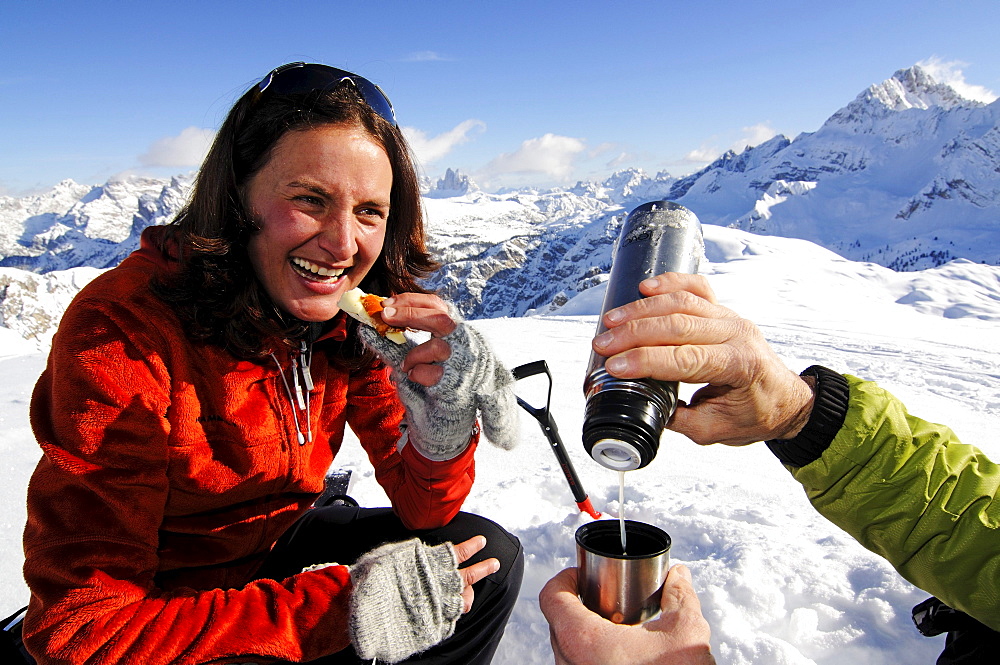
[379,293,456,387]
[452,535,500,613]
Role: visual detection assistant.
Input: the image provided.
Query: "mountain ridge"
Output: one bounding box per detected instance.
[0,64,998,342]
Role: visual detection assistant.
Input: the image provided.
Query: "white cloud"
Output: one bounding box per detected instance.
[731,123,778,152]
[479,133,587,182]
[403,120,486,165]
[403,51,452,62]
[917,57,998,103]
[683,145,720,164]
[605,151,632,169]
[682,122,780,166]
[138,127,215,168]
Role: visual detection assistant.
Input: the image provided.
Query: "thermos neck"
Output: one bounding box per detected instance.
[582,372,678,471]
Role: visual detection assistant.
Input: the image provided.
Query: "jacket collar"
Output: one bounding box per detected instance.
[136,226,351,344]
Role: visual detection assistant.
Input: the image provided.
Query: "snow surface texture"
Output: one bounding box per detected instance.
[3,224,999,664]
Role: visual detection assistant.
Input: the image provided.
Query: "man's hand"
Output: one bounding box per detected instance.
[591,272,815,446]
[540,564,716,665]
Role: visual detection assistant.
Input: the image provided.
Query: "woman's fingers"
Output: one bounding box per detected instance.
[375,294,456,386]
[452,535,487,563]
[400,337,451,384]
[451,536,499,613]
[380,293,456,338]
[458,557,500,612]
[460,557,500,587]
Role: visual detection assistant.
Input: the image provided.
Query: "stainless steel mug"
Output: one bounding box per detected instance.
[576,519,672,624]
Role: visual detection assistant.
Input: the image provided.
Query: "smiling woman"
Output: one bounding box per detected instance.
[153,64,434,359]
[245,124,393,323]
[19,63,523,665]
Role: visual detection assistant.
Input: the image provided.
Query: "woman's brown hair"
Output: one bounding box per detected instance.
[154,74,436,358]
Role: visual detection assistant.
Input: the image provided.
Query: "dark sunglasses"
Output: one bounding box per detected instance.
[255,62,397,127]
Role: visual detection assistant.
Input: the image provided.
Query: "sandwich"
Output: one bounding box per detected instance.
[338,287,407,344]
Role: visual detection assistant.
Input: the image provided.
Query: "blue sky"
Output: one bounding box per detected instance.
[2,0,999,195]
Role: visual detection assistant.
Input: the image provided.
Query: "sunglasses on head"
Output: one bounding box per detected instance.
[255,62,397,127]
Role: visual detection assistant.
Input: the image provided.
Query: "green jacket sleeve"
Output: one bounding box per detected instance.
[788,375,1000,630]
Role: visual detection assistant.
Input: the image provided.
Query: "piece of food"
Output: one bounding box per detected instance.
[338,287,407,344]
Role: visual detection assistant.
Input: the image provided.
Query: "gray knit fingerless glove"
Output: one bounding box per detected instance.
[359,318,520,460]
[349,538,464,663]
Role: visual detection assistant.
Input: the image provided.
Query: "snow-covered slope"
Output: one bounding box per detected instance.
[3,217,998,664]
[0,267,103,347]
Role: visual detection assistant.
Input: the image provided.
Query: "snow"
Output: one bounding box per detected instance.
[423,196,541,245]
[2,224,996,663]
[1,61,998,664]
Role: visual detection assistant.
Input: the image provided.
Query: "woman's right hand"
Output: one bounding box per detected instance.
[591,272,815,446]
[358,297,519,459]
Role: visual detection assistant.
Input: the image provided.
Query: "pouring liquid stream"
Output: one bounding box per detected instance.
[618,470,627,555]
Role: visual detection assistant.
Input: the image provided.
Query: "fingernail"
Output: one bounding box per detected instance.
[605,308,624,323]
[593,331,613,349]
[490,559,500,573]
[641,277,659,290]
[382,297,395,306]
[606,356,628,374]
[382,307,396,318]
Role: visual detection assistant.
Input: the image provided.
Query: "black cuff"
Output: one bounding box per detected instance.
[765,366,850,468]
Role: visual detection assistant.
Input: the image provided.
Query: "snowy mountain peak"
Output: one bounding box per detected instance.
[827,65,984,131]
[425,168,479,198]
[1,64,999,341]
[566,168,676,206]
[871,65,976,111]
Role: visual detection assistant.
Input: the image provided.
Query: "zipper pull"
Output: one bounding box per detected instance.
[291,357,307,410]
[299,340,315,391]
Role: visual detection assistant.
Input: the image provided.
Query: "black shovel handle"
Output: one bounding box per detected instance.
[512,361,600,518]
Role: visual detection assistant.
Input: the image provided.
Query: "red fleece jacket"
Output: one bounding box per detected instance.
[22,228,478,664]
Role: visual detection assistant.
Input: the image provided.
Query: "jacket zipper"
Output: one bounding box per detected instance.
[270,343,315,446]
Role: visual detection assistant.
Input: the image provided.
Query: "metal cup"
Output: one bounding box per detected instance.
[576,519,671,624]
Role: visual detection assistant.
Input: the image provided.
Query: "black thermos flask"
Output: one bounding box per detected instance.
[582,201,704,471]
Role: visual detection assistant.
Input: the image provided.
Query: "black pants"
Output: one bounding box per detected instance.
[254,507,524,664]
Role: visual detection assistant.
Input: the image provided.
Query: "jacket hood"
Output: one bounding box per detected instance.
[136,225,178,272]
